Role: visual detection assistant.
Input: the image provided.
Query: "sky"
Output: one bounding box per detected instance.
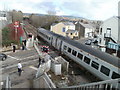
[0,0,120,20]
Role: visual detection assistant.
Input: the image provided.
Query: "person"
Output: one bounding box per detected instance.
[13,45,16,52]
[18,61,22,76]
[38,57,41,68]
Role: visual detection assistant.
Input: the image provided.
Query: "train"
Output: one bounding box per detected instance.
[37,28,120,81]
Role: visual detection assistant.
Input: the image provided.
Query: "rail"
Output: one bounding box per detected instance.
[66,78,120,90]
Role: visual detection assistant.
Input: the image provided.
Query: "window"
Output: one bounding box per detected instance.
[68,47,72,53]
[49,37,51,40]
[62,27,66,32]
[72,50,77,56]
[77,53,83,60]
[75,32,77,35]
[112,72,120,79]
[84,56,91,64]
[100,65,110,76]
[100,28,102,35]
[91,61,99,70]
[107,28,111,30]
[64,45,67,50]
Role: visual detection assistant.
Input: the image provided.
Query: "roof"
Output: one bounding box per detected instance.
[66,29,78,33]
[62,22,74,26]
[51,23,57,26]
[80,23,94,29]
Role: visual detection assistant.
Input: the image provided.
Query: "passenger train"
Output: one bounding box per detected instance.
[37,28,120,81]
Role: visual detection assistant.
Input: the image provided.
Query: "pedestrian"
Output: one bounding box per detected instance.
[13,45,16,52]
[18,61,22,76]
[38,57,41,68]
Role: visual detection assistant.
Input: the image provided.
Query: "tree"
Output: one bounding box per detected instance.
[9,10,23,22]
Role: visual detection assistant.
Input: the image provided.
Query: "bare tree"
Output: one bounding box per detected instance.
[9,10,23,22]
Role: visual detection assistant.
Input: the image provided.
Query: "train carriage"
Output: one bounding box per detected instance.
[37,28,120,81]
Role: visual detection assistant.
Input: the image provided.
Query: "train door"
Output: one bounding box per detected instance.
[56,38,63,51]
[50,37,53,46]
[51,36,57,48]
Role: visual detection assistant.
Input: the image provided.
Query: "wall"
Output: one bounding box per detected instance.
[84,28,93,38]
[118,2,120,44]
[98,17,118,46]
[51,23,66,36]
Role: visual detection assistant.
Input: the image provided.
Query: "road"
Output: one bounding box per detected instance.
[1,48,40,88]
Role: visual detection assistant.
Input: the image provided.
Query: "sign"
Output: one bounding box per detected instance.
[14,21,19,27]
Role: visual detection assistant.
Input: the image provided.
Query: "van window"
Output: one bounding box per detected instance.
[112,72,120,79]
[84,56,91,64]
[72,50,77,56]
[100,65,110,76]
[68,47,72,53]
[91,61,99,70]
[77,53,83,60]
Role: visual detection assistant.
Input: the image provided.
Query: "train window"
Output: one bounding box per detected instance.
[49,37,50,40]
[68,47,72,53]
[112,72,120,79]
[100,65,110,76]
[64,45,67,50]
[72,50,77,56]
[91,61,99,70]
[77,53,83,60]
[84,56,91,64]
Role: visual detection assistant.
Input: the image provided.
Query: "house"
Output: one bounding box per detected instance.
[66,29,79,39]
[50,22,75,37]
[75,22,95,39]
[98,16,120,58]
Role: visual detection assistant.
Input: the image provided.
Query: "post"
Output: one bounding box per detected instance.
[15,27,17,40]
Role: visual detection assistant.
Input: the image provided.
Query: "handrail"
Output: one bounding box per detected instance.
[66,78,120,89]
[5,75,11,89]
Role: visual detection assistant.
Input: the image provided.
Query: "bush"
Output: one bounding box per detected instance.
[2,27,19,47]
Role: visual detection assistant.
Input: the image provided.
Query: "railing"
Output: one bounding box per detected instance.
[5,75,11,90]
[107,42,120,50]
[66,78,120,90]
[104,33,117,43]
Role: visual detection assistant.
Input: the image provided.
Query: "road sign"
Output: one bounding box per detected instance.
[14,21,19,27]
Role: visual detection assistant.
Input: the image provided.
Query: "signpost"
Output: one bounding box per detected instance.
[14,21,19,40]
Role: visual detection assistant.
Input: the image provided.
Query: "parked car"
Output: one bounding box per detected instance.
[85,39,91,45]
[0,53,7,61]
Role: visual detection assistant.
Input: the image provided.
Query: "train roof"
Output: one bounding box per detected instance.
[38,28,120,68]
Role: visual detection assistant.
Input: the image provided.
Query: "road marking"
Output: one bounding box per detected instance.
[7,55,20,60]
[29,66,38,70]
[7,55,38,61]
[2,59,38,71]
[22,55,38,60]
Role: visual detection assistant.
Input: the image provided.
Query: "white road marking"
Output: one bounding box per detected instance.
[7,55,20,60]
[29,66,38,70]
[7,55,38,61]
[2,59,38,71]
[22,55,38,60]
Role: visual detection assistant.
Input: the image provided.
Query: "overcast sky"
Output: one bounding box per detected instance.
[0,0,119,20]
